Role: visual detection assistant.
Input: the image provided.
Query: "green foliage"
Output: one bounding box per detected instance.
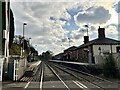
[40,50,53,60]
[103,54,119,78]
[10,43,21,55]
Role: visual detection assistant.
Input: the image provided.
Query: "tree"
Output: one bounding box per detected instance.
[40,50,53,60]
[9,43,21,55]
[10,35,31,56]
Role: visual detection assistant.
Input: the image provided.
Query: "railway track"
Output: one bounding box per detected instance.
[23,62,71,89]
[48,62,119,90]
[24,62,43,89]
[42,62,71,89]
[19,61,119,90]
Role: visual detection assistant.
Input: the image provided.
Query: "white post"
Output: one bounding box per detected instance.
[13,60,16,81]
[0,58,3,81]
[0,58,3,90]
[4,0,10,76]
[5,0,8,59]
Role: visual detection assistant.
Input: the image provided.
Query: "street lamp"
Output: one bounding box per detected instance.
[22,23,27,57]
[29,37,31,46]
[68,38,70,47]
[84,25,89,36]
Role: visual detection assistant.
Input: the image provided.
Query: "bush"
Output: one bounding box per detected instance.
[103,54,119,78]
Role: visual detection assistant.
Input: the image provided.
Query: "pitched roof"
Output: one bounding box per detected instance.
[78,38,120,49]
[64,46,77,51]
[54,53,64,57]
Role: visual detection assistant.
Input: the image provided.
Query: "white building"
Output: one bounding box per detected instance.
[77,27,120,64]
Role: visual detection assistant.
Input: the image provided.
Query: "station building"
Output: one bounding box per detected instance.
[58,27,120,64]
[77,27,120,64]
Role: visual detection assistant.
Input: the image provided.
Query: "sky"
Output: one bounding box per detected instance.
[10,0,120,55]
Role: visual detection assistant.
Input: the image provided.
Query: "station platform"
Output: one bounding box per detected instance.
[27,60,41,70]
[49,60,101,75]
[24,60,41,76]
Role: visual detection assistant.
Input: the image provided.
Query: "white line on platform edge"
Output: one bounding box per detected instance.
[24,82,30,88]
[73,81,88,89]
[40,68,43,90]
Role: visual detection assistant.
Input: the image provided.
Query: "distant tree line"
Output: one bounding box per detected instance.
[39,51,53,61]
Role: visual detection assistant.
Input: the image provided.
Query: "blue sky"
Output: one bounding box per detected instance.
[11,0,120,54]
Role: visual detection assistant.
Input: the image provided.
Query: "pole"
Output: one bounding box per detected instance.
[29,37,31,46]
[5,1,9,59]
[22,23,27,57]
[84,25,88,36]
[68,38,70,47]
[7,1,10,61]
[4,0,10,78]
[87,27,88,36]
[23,24,24,57]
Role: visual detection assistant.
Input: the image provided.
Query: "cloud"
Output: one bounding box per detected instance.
[11,2,73,54]
[105,24,118,39]
[59,18,68,22]
[71,29,83,40]
[75,6,111,24]
[11,1,118,54]
[61,38,67,42]
[113,1,120,13]
[66,6,83,16]
[50,17,57,21]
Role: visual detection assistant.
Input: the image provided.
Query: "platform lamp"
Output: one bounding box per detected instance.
[84,25,89,36]
[22,23,27,57]
[68,38,70,47]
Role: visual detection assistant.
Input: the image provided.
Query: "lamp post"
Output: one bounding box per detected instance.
[27,37,31,55]
[22,23,27,57]
[84,25,89,36]
[29,37,31,45]
[68,38,70,47]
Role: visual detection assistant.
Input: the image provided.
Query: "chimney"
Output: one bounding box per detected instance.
[98,26,105,39]
[84,36,89,44]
